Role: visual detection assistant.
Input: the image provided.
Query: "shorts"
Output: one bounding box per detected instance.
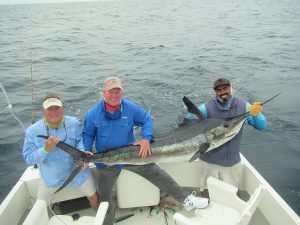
[37,175,96,201]
[199,160,243,191]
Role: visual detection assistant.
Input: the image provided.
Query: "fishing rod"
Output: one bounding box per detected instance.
[29,40,39,170]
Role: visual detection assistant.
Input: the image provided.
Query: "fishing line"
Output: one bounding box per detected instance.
[0,82,25,131]
[0,82,51,204]
[48,194,68,225]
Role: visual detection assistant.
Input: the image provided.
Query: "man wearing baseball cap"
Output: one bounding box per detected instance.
[196,77,267,198]
[22,93,99,209]
[83,76,209,225]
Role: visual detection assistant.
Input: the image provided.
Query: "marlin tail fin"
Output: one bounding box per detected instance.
[54,166,82,194]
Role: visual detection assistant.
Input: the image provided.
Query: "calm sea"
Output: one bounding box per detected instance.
[0,0,299,215]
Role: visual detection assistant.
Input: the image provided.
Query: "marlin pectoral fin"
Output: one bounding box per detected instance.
[183,96,205,120]
[54,166,82,194]
[188,143,210,162]
[37,135,86,158]
[199,143,210,155]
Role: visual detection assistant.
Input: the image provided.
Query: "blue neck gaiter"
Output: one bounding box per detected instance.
[215,95,233,111]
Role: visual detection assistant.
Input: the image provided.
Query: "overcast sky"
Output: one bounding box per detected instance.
[0,0,111,5]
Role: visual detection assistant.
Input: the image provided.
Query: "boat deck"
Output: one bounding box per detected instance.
[18,190,270,225]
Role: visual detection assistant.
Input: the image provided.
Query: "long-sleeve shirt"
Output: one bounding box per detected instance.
[83,98,153,169]
[22,116,90,188]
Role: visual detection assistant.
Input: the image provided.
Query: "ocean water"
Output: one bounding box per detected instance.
[0,0,299,216]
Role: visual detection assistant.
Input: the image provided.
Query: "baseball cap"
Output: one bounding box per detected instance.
[213,78,231,90]
[103,77,123,91]
[42,93,63,109]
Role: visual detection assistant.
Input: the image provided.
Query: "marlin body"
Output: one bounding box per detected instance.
[37,96,250,193]
[80,114,246,165]
[38,97,247,166]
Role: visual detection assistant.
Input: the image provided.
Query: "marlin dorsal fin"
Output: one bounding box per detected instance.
[183,96,205,120]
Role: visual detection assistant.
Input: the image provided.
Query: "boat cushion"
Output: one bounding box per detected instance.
[117,169,160,208]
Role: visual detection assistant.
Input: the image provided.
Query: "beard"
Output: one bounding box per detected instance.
[218,93,230,102]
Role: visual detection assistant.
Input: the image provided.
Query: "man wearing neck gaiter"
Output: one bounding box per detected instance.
[196,78,267,198]
[22,93,98,210]
[83,76,209,225]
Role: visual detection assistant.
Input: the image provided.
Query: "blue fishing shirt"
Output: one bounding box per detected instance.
[22,116,90,188]
[83,98,153,169]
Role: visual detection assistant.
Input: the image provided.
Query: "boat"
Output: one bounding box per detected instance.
[0,153,299,225]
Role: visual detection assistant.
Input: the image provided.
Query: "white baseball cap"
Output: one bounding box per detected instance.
[42,93,63,109]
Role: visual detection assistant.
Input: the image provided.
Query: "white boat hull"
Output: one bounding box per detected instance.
[0,154,299,225]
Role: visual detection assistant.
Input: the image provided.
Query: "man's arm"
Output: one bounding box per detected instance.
[82,111,96,151]
[22,129,48,165]
[133,106,153,157]
[198,104,208,119]
[133,107,153,142]
[74,118,86,151]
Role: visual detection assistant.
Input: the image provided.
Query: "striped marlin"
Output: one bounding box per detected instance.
[38,94,280,193]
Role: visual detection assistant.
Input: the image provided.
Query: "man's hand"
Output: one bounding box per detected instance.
[248,102,263,116]
[44,136,60,152]
[133,139,151,158]
[81,151,94,170]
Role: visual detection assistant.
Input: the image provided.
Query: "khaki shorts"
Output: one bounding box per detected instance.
[199,160,243,191]
[37,175,96,201]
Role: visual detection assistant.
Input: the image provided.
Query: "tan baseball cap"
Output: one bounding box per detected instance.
[103,77,123,91]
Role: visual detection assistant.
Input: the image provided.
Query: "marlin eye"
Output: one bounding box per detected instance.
[224,124,229,128]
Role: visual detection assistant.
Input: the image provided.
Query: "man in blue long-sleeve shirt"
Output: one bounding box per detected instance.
[196,78,267,198]
[23,93,98,209]
[83,76,209,225]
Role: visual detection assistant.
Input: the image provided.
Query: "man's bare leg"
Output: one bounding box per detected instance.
[87,192,99,210]
[201,189,209,199]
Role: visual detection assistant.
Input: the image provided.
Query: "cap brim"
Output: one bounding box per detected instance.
[105,85,123,91]
[43,98,63,109]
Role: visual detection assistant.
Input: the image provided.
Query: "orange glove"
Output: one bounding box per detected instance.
[248,102,263,116]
